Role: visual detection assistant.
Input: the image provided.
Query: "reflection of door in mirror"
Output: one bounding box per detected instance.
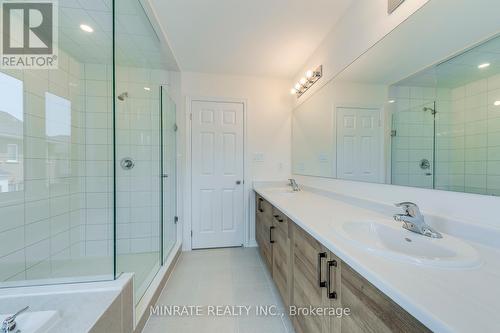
[391,101,436,189]
[336,107,383,183]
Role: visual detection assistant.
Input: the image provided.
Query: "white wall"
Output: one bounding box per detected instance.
[293,81,387,178]
[292,0,429,103]
[180,72,292,248]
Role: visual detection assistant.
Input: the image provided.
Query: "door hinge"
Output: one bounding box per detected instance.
[174,216,178,224]
[391,129,397,137]
[190,230,193,237]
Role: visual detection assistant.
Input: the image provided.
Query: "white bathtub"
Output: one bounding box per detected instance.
[0,274,133,333]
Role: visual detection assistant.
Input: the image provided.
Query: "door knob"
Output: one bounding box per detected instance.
[236,180,242,185]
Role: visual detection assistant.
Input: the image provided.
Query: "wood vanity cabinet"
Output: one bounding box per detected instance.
[254,192,430,333]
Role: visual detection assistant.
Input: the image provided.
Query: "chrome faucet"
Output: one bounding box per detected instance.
[393,202,442,238]
[288,178,300,191]
[2,306,29,332]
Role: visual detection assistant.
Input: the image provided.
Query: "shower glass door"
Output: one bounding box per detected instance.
[114,0,165,304]
[161,87,177,262]
[391,101,436,189]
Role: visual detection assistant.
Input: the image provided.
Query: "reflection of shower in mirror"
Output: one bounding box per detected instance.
[117,92,128,101]
[423,107,436,115]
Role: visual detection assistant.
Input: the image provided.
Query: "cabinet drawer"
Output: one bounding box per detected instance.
[272,207,289,236]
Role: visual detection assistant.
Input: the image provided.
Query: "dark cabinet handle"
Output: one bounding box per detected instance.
[327,260,338,299]
[269,226,275,244]
[258,198,263,212]
[273,214,284,223]
[317,252,327,288]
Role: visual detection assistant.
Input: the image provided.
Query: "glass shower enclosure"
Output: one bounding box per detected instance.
[0,0,178,305]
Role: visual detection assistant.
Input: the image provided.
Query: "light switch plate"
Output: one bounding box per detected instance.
[253,152,264,162]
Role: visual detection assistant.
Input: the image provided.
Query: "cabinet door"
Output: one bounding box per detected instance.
[255,196,265,248]
[341,264,431,333]
[255,195,273,272]
[272,216,290,307]
[292,224,329,333]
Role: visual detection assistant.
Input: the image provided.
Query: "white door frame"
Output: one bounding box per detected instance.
[184,96,248,251]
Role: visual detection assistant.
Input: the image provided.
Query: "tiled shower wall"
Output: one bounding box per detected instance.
[115,66,170,255]
[0,51,114,284]
[389,86,437,188]
[390,74,500,196]
[435,73,500,195]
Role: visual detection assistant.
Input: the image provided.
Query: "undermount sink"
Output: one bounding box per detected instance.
[338,220,480,268]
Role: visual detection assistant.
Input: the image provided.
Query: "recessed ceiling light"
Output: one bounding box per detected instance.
[494,100,500,106]
[80,24,93,33]
[144,87,151,91]
[388,100,396,104]
[478,63,490,69]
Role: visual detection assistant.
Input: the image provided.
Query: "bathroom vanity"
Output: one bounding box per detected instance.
[254,183,500,333]
[255,191,430,333]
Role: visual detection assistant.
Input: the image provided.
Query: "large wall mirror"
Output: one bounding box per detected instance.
[292,5,500,196]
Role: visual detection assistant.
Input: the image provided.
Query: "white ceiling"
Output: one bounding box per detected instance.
[150,0,354,78]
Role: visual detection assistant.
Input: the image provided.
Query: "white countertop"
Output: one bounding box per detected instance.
[254,183,500,333]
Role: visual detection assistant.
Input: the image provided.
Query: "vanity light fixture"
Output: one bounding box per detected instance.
[478,62,490,69]
[291,65,323,98]
[80,24,94,33]
[494,100,500,106]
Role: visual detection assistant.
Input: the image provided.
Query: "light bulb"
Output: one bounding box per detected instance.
[299,77,307,86]
[306,70,314,79]
[294,83,301,91]
[290,88,297,95]
[80,24,94,33]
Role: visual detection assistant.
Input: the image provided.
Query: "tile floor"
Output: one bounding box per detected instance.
[142,247,294,333]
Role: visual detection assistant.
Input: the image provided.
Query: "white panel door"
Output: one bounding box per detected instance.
[336,107,382,183]
[191,100,244,249]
